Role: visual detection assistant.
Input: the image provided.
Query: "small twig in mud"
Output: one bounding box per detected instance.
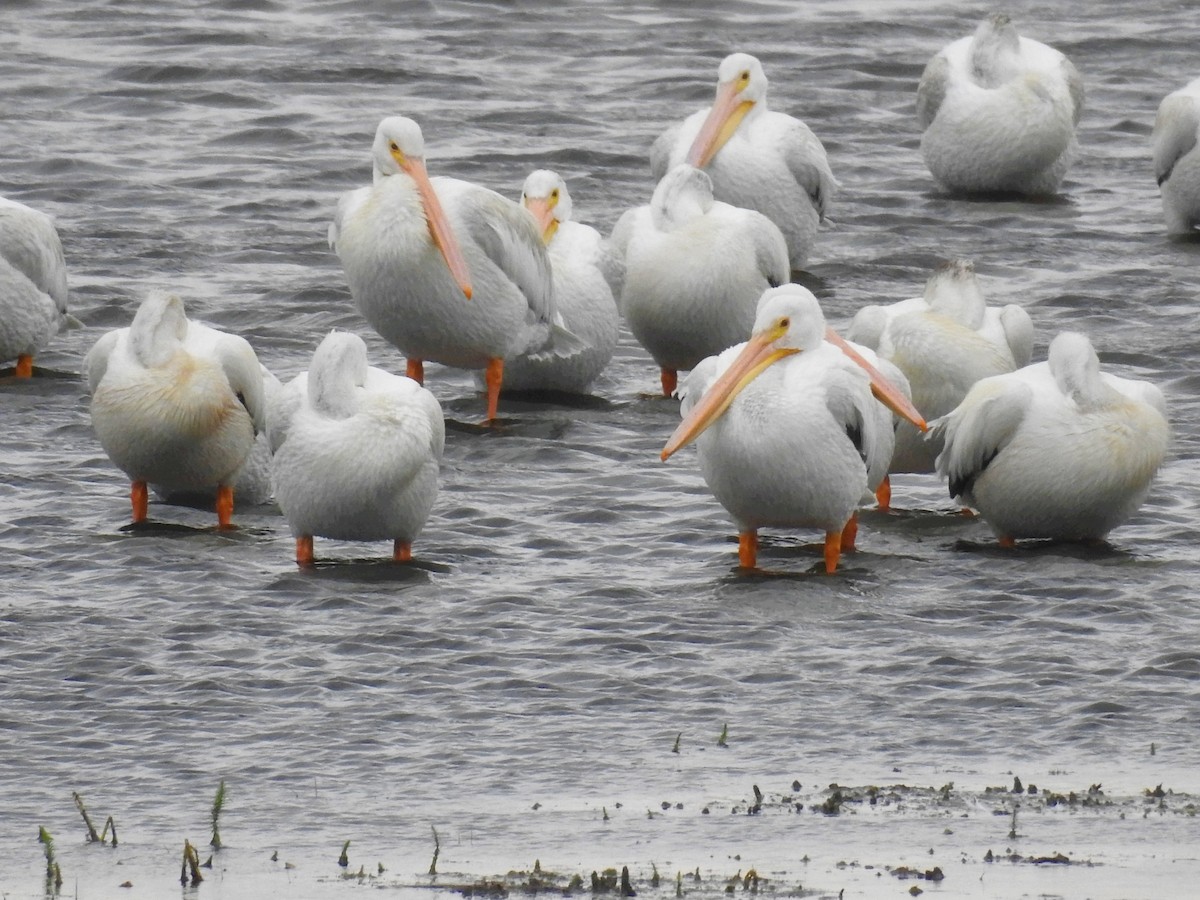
[602,807,609,822]
[650,863,660,888]
[338,840,351,868]
[73,792,101,842]
[672,733,681,754]
[429,826,440,875]
[180,839,203,886]
[100,815,118,847]
[1007,806,1019,840]
[210,779,227,849]
[39,826,64,890]
[675,871,683,898]
[620,866,636,897]
[717,724,728,748]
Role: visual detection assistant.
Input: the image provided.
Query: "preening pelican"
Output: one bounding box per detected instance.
[662,285,924,573]
[610,163,789,396]
[650,53,837,271]
[917,14,1084,195]
[933,331,1169,544]
[270,331,443,566]
[847,259,1033,500]
[330,116,581,420]
[1152,77,1200,234]
[0,196,69,377]
[84,291,266,528]
[483,170,619,394]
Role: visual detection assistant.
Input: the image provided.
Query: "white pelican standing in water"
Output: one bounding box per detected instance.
[330,116,581,421]
[610,163,789,396]
[651,52,837,271]
[482,169,619,394]
[270,331,443,566]
[84,291,266,528]
[847,259,1033,505]
[0,196,69,378]
[1152,77,1200,234]
[662,285,925,573]
[933,331,1169,545]
[917,14,1084,195]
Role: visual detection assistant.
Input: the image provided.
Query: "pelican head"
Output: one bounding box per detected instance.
[308,330,369,418]
[651,163,715,230]
[370,116,473,300]
[520,169,571,244]
[923,258,986,328]
[685,52,767,169]
[1048,331,1111,409]
[129,291,188,368]
[970,14,1022,87]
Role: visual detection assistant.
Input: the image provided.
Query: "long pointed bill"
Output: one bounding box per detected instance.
[401,156,473,299]
[522,197,558,245]
[661,329,797,461]
[824,327,927,432]
[685,82,755,169]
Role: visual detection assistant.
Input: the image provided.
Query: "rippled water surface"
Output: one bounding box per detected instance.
[3,1,1200,898]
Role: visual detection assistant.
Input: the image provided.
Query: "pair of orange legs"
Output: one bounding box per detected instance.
[737,514,858,575]
[130,481,235,528]
[407,357,504,422]
[294,536,412,566]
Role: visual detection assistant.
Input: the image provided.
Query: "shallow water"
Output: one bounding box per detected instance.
[2,1,1199,898]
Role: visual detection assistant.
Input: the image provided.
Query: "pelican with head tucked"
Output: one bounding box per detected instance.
[84,291,266,528]
[329,116,582,421]
[650,53,837,271]
[1152,77,1200,235]
[933,331,1169,545]
[917,14,1084,195]
[0,196,69,378]
[662,285,924,573]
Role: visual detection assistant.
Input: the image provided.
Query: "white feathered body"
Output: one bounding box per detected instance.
[0,197,68,366]
[1152,77,1200,234]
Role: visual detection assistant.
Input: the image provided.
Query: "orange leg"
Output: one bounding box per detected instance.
[14,354,33,378]
[131,481,149,523]
[875,475,891,511]
[841,513,859,553]
[216,485,235,529]
[485,357,504,421]
[393,540,412,562]
[296,535,314,566]
[998,535,1015,549]
[406,358,424,385]
[823,529,843,574]
[738,530,757,569]
[660,368,678,398]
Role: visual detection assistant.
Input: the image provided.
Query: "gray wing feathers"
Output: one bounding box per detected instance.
[783,122,838,219]
[999,305,1034,368]
[916,54,950,131]
[83,329,121,395]
[1153,93,1200,186]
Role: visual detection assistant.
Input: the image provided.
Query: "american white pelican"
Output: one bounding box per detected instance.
[610,163,789,396]
[477,169,619,394]
[270,331,443,566]
[662,285,925,573]
[933,331,1169,545]
[84,291,266,528]
[847,259,1033,502]
[0,196,69,378]
[650,52,837,271]
[917,14,1084,195]
[1152,77,1200,234]
[330,116,581,421]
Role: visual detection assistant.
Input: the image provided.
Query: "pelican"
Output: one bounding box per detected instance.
[650,52,837,271]
[479,169,619,394]
[662,285,925,573]
[1,196,69,378]
[330,116,581,421]
[610,163,789,396]
[270,331,443,566]
[847,259,1033,503]
[917,14,1084,195]
[84,291,266,528]
[1152,77,1200,234]
[933,331,1169,545]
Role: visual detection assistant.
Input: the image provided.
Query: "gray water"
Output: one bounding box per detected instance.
[3,1,1199,898]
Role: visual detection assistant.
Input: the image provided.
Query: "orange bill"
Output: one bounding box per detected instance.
[824,327,927,432]
[661,326,797,461]
[685,80,755,169]
[522,196,558,244]
[400,155,474,299]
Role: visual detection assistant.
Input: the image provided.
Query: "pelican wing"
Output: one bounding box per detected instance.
[186,321,267,433]
[1063,57,1086,126]
[328,185,371,251]
[916,54,950,130]
[747,210,791,287]
[1153,92,1200,186]
[0,201,68,312]
[932,377,1033,501]
[822,366,881,468]
[781,120,838,220]
[83,328,122,395]
[998,304,1034,368]
[650,120,686,182]
[846,304,889,352]
[267,372,307,454]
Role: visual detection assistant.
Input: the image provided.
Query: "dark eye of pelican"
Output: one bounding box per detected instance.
[740,70,751,82]
[389,141,399,152]
[779,317,790,329]
[551,189,559,200]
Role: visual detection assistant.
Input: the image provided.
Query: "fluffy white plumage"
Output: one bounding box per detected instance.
[650,53,837,270]
[84,291,266,525]
[610,163,789,395]
[1152,77,1200,234]
[917,14,1085,195]
[270,331,444,563]
[933,331,1169,543]
[0,196,69,376]
[848,260,1033,474]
